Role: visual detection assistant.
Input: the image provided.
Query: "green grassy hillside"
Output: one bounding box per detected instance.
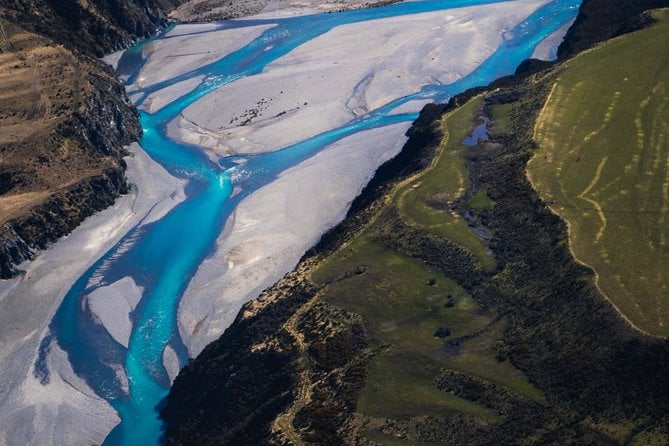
[528,9,669,337]
[311,100,543,444]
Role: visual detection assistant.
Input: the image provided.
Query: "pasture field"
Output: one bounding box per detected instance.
[528,9,669,337]
[311,100,542,441]
[312,233,542,435]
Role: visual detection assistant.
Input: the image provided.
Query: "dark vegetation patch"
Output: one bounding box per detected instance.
[162,274,315,445]
[557,0,669,58]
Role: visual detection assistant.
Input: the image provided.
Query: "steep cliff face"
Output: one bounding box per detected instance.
[0,0,179,278]
[0,168,128,278]
[162,271,314,445]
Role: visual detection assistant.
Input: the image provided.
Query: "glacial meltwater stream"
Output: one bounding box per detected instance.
[38,0,581,443]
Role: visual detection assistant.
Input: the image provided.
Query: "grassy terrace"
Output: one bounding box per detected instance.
[395,97,496,271]
[528,9,669,337]
[311,99,541,444]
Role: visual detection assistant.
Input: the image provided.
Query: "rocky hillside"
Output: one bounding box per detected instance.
[0,0,180,278]
[557,0,669,57]
[1,0,180,56]
[161,1,669,444]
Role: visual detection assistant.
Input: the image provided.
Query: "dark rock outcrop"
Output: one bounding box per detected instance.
[162,272,315,445]
[557,0,669,58]
[0,166,128,269]
[1,0,181,57]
